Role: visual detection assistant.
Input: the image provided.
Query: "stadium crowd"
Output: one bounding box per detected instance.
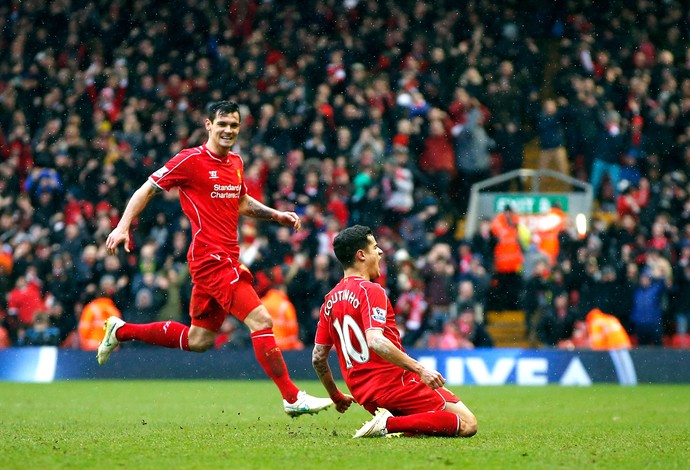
[1,0,690,350]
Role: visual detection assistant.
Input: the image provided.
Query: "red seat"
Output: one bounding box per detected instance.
[60,330,80,349]
[0,327,10,348]
[671,334,690,349]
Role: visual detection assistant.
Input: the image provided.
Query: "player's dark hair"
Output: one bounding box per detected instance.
[207,101,241,122]
[333,225,373,268]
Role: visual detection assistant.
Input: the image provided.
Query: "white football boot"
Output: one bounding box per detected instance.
[353,408,393,438]
[96,316,125,365]
[283,390,333,417]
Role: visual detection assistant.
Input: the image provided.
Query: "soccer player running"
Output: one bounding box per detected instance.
[312,225,477,437]
[100,101,332,417]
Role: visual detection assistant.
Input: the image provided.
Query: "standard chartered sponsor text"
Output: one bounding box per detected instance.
[211,183,241,199]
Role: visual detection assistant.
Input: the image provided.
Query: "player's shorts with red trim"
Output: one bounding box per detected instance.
[360,371,460,416]
[189,257,261,332]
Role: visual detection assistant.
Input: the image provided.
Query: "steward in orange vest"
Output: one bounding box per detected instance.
[261,287,304,351]
[490,206,524,273]
[586,308,631,350]
[78,297,122,350]
[538,205,567,266]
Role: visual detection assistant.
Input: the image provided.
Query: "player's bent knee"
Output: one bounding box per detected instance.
[459,414,478,437]
[187,328,216,352]
[188,337,214,352]
[244,306,273,331]
[446,401,477,437]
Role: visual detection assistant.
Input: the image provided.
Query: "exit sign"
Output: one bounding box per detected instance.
[494,194,569,214]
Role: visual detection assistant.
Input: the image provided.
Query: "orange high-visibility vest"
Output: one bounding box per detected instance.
[586,308,631,350]
[491,212,524,273]
[78,297,122,350]
[262,289,304,350]
[539,207,566,265]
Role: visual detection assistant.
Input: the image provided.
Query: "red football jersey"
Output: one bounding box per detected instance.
[315,276,404,404]
[149,144,247,265]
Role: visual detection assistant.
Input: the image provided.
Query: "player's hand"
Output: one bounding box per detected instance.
[106,226,130,254]
[331,391,355,413]
[419,368,446,390]
[276,211,301,231]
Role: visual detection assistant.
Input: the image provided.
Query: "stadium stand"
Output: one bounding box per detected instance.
[1,0,690,350]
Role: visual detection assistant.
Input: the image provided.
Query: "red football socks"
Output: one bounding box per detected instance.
[116,321,190,351]
[386,410,460,437]
[250,328,300,403]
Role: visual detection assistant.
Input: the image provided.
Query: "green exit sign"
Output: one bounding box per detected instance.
[494,194,569,214]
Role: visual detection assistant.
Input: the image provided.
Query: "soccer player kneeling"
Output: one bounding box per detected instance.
[312,225,478,437]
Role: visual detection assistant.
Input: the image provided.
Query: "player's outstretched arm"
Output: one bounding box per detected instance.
[366,329,446,389]
[238,194,301,231]
[106,181,158,254]
[312,343,354,413]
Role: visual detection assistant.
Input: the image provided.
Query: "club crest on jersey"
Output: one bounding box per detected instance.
[372,307,386,323]
[237,169,242,179]
[209,170,219,179]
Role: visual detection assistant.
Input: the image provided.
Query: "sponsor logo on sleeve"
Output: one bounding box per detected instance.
[372,307,386,323]
[153,166,169,178]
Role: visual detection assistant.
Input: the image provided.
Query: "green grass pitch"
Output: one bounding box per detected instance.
[1,381,688,469]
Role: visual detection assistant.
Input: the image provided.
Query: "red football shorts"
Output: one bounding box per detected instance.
[361,371,460,416]
[189,261,261,332]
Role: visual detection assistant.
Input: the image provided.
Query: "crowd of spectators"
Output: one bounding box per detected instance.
[1,0,690,350]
